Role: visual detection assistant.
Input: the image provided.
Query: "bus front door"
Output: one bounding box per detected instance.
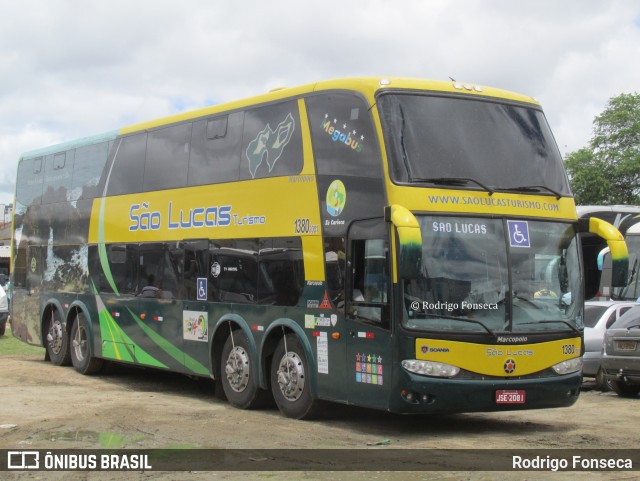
[346,220,393,410]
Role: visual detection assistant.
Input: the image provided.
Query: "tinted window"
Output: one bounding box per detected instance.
[105,244,138,295]
[189,112,243,186]
[306,93,381,177]
[72,141,111,200]
[42,151,74,204]
[241,101,302,180]
[144,123,192,191]
[324,237,346,308]
[138,243,183,300]
[106,134,147,197]
[258,237,304,306]
[611,306,640,329]
[210,239,259,304]
[16,157,45,206]
[183,240,210,300]
[583,305,608,328]
[378,94,570,194]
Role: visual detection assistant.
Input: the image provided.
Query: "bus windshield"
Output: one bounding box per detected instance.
[403,217,582,334]
[378,94,571,196]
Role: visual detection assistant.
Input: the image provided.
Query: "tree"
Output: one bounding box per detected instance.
[564,93,640,205]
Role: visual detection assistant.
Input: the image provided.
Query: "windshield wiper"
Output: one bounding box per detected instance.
[502,185,562,200]
[417,312,497,338]
[414,177,494,196]
[518,320,581,335]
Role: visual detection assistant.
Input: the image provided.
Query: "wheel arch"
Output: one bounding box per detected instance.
[210,314,258,384]
[66,300,98,355]
[261,319,317,396]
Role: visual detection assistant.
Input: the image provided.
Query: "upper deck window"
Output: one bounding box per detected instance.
[306,93,381,177]
[240,101,303,180]
[378,94,571,196]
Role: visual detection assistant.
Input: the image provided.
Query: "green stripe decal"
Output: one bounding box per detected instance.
[126,308,209,376]
[97,197,120,296]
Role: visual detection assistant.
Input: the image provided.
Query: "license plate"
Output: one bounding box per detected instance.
[496,390,526,404]
[617,341,637,351]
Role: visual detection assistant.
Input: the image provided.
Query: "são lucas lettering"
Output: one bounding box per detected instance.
[431,221,487,234]
[129,201,265,231]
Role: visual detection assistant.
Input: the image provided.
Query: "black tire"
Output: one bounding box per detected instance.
[70,312,104,375]
[45,309,71,366]
[220,330,268,409]
[610,379,640,398]
[595,367,611,392]
[270,334,317,419]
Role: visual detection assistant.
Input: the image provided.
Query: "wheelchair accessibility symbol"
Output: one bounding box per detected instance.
[508,220,530,248]
[197,278,207,301]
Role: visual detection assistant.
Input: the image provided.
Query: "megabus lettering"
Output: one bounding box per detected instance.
[129,202,232,232]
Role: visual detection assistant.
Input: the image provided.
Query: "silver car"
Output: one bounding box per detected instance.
[583,301,638,390]
[602,306,640,398]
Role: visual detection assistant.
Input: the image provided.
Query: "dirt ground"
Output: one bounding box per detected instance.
[1,352,639,481]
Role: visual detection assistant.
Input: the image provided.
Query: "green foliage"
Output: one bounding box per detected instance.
[564,93,640,205]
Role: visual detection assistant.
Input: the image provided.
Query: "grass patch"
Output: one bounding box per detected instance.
[0,324,46,357]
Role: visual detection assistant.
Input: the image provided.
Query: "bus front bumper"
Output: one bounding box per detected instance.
[388,370,582,414]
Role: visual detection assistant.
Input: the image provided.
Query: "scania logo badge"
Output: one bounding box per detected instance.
[421,346,429,354]
[504,359,516,374]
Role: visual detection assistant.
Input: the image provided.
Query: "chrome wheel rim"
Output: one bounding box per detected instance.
[47,319,64,354]
[225,346,250,393]
[276,352,305,402]
[72,324,89,362]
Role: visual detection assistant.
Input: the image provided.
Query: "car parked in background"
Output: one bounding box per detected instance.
[602,306,640,398]
[583,300,638,390]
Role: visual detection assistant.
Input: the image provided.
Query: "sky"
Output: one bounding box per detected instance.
[1,0,639,207]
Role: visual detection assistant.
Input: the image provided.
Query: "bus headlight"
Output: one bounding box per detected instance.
[401,360,460,378]
[552,357,583,375]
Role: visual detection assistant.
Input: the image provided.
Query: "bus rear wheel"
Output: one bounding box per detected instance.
[220,330,267,409]
[70,312,104,375]
[271,334,317,419]
[45,309,71,366]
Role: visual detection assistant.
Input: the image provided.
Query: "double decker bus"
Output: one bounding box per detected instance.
[10,77,628,418]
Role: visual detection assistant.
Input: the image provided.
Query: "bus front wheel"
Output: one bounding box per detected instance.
[70,312,104,375]
[271,334,317,419]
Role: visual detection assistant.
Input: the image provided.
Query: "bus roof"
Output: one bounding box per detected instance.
[19,77,539,160]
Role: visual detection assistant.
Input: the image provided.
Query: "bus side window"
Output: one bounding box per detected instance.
[144,123,191,192]
[108,244,138,296]
[183,240,210,300]
[240,101,303,180]
[189,112,243,187]
[349,239,389,327]
[210,239,259,304]
[324,237,346,309]
[106,133,147,197]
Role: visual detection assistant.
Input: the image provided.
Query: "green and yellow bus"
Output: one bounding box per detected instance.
[10,77,628,418]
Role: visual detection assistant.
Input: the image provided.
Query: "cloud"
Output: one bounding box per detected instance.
[0,0,638,204]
